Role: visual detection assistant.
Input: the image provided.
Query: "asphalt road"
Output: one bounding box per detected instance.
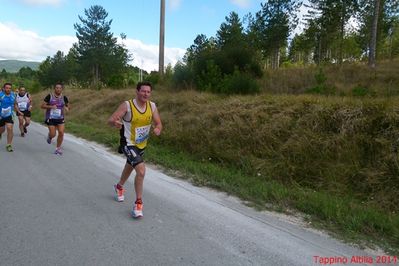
[0,122,382,266]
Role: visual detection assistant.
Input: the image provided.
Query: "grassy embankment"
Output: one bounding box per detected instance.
[31,61,399,254]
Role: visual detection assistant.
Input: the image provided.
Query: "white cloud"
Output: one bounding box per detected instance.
[0,22,75,61]
[0,22,186,73]
[19,0,62,6]
[122,39,185,72]
[230,0,251,8]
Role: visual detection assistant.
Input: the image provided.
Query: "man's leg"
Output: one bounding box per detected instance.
[114,163,134,202]
[18,116,24,135]
[56,124,65,148]
[118,163,134,186]
[132,162,145,218]
[48,125,56,140]
[6,123,13,145]
[0,125,5,139]
[133,162,146,200]
[24,117,30,132]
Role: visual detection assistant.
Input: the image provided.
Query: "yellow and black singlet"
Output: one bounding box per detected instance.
[122,99,153,149]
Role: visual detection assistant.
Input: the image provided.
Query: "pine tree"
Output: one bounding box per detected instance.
[250,0,301,69]
[74,5,130,86]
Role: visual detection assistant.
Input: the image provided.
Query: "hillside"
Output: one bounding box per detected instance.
[0,60,40,73]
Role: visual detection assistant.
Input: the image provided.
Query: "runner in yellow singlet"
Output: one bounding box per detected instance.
[108,81,162,218]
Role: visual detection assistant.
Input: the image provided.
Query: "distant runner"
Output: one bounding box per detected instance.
[0,82,17,152]
[41,83,70,155]
[108,81,162,218]
[16,86,32,137]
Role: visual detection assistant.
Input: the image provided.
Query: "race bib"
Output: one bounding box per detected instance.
[1,107,11,117]
[18,102,28,111]
[50,108,62,119]
[135,125,151,144]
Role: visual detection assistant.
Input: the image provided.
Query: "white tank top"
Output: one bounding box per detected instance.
[16,93,30,111]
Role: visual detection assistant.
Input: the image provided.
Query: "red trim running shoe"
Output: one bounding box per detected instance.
[114,184,125,202]
[132,199,143,218]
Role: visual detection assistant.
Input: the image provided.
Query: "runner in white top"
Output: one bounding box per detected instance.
[15,86,32,137]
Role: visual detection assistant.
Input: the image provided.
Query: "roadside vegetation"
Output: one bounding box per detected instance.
[31,78,399,254]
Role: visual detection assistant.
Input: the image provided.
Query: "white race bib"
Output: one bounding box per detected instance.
[18,102,28,111]
[50,108,62,119]
[135,125,151,144]
[1,107,11,117]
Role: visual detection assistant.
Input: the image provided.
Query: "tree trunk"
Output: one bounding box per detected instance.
[317,35,322,65]
[272,47,280,69]
[95,64,99,84]
[92,64,100,87]
[368,0,380,68]
[339,2,345,65]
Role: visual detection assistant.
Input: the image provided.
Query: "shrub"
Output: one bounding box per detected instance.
[107,74,125,88]
[351,86,375,97]
[305,85,337,95]
[220,70,260,94]
[172,62,194,90]
[146,71,160,85]
[196,60,222,92]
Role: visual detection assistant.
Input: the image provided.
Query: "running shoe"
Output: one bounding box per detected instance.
[46,135,51,144]
[132,199,143,218]
[21,132,25,137]
[6,144,13,152]
[54,147,63,155]
[114,184,125,202]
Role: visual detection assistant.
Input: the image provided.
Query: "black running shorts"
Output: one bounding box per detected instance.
[17,110,31,117]
[45,118,65,126]
[0,116,14,127]
[122,145,145,167]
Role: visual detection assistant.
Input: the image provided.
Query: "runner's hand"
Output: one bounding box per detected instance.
[114,120,123,129]
[153,127,161,136]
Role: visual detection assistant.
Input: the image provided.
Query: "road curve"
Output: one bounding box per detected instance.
[0,122,381,266]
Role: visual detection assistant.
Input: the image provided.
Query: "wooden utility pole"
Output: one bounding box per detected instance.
[159,0,165,75]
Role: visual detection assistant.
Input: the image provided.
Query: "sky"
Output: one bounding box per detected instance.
[0,0,271,72]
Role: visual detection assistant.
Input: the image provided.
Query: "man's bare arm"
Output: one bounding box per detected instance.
[108,102,127,129]
[152,108,162,136]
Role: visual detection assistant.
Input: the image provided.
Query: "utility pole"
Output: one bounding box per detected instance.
[159,0,165,75]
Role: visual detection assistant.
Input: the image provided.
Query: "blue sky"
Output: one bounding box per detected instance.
[0,0,269,71]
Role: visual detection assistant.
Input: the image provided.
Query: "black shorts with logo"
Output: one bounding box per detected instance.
[45,118,65,126]
[17,110,31,117]
[122,145,145,167]
[0,116,14,127]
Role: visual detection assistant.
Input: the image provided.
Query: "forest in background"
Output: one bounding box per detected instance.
[0,0,397,93]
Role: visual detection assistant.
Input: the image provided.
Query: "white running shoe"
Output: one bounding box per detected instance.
[114,184,125,202]
[132,200,143,218]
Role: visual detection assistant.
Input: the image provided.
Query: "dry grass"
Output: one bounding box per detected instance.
[260,59,399,95]
[33,85,399,213]
[155,90,399,213]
